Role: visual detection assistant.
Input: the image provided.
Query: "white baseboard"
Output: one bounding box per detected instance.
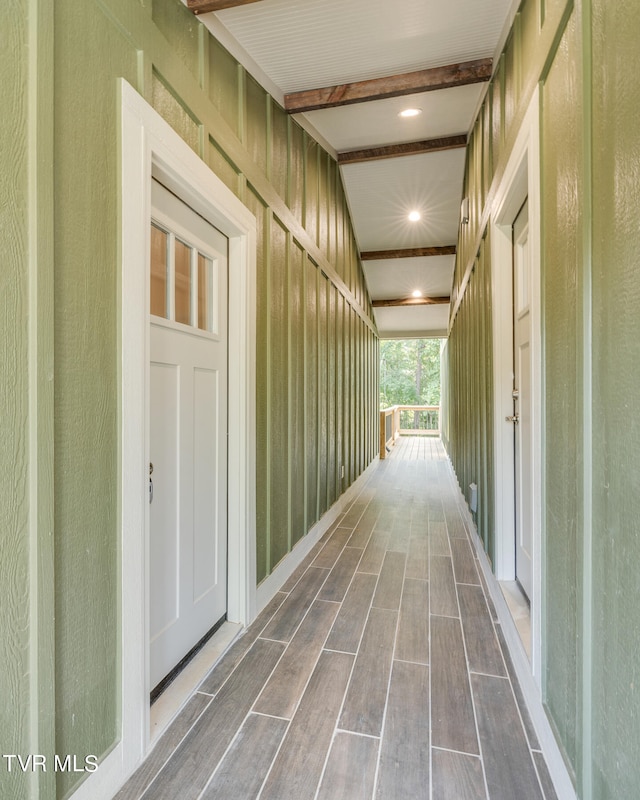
[255,457,379,614]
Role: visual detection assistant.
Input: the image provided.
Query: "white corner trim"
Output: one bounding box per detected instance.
[71,78,257,800]
[192,11,285,106]
[493,0,524,69]
[183,7,337,159]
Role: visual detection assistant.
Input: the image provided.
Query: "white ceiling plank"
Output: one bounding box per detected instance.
[214,0,515,93]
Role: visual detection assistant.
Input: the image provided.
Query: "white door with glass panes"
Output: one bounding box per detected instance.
[149,179,228,690]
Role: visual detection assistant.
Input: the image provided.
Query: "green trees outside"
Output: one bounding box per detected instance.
[379,338,442,409]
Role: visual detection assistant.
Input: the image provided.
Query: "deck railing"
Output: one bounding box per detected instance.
[379,405,440,459]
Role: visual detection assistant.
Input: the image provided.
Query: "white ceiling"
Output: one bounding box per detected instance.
[364,255,455,299]
[195,0,518,338]
[373,303,451,339]
[303,84,485,152]
[341,149,466,252]
[215,0,514,91]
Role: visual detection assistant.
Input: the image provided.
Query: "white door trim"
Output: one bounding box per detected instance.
[71,79,257,800]
[490,87,542,686]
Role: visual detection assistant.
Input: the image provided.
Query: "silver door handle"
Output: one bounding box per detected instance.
[505,415,520,424]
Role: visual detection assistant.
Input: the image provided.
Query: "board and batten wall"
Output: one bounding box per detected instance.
[2,1,57,799]
[441,0,640,797]
[2,0,378,798]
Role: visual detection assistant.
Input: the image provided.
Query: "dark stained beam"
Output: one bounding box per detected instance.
[187,0,263,13]
[284,59,492,114]
[361,246,456,261]
[338,135,467,165]
[372,296,450,307]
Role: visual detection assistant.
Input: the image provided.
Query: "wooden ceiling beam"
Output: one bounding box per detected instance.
[187,0,263,14]
[284,58,492,114]
[361,246,456,261]
[372,296,450,307]
[338,135,467,165]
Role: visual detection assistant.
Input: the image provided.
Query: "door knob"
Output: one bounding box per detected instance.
[505,415,520,424]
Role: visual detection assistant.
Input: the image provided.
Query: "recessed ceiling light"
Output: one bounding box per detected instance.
[408,210,421,222]
[412,289,423,298]
[399,108,422,118]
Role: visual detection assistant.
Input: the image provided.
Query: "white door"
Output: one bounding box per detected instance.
[149,179,228,689]
[512,199,533,600]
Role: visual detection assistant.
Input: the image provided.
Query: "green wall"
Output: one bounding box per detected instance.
[3,0,378,797]
[541,8,582,773]
[1,9,33,799]
[590,2,640,796]
[443,0,640,797]
[440,236,494,553]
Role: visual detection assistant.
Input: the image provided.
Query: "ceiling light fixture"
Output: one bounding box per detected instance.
[412,289,423,298]
[408,210,421,222]
[399,108,422,118]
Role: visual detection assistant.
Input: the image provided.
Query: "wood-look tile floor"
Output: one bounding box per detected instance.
[117,437,558,800]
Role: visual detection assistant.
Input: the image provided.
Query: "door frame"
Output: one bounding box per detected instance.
[490,87,542,684]
[71,80,257,800]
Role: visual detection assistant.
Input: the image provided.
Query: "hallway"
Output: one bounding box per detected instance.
[117,438,557,800]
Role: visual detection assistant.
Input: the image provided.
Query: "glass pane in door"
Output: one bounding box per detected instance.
[175,238,192,325]
[150,224,168,318]
[197,253,212,332]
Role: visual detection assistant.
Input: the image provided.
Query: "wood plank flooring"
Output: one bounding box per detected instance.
[117,437,558,800]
